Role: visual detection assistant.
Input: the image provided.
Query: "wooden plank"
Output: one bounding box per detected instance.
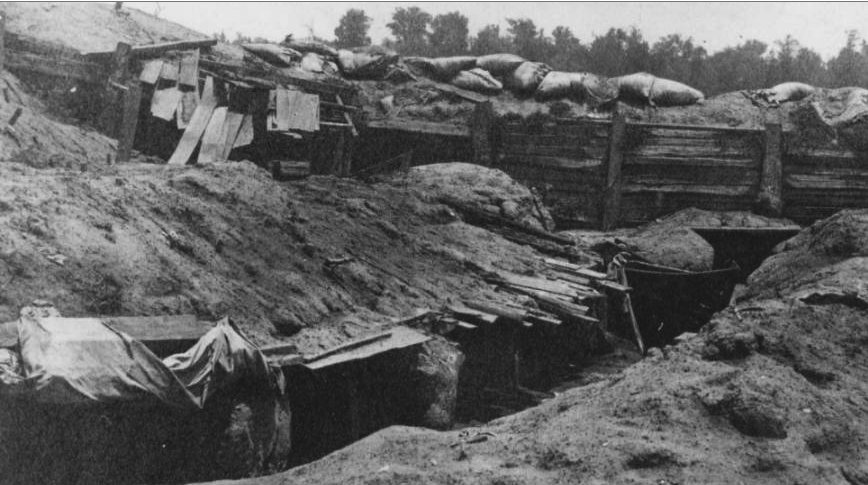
[160,60,180,82]
[500,154,603,170]
[103,314,207,344]
[602,113,626,230]
[167,76,216,165]
[198,107,228,164]
[4,51,103,83]
[234,114,254,148]
[785,174,868,190]
[177,90,199,129]
[366,119,470,137]
[621,184,755,196]
[624,155,759,168]
[116,81,142,163]
[218,111,244,161]
[87,38,218,60]
[0,11,6,72]
[98,41,132,136]
[178,49,199,87]
[139,59,164,84]
[150,87,181,121]
[336,94,358,138]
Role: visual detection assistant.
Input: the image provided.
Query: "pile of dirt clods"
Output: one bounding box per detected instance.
[212,208,868,485]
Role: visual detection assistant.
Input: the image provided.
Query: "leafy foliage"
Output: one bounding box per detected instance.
[334,9,372,48]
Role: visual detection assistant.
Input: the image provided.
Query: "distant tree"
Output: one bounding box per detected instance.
[793,47,828,86]
[470,24,510,55]
[213,31,228,43]
[429,12,469,56]
[549,25,587,71]
[704,40,770,93]
[828,30,868,87]
[334,9,372,48]
[506,18,548,61]
[651,34,707,87]
[387,6,432,55]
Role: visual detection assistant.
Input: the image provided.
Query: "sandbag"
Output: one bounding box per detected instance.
[450,68,502,93]
[767,82,816,104]
[614,72,704,106]
[405,56,477,81]
[650,76,705,106]
[505,61,551,94]
[282,38,338,58]
[337,49,398,79]
[476,53,527,76]
[535,71,618,104]
[241,43,301,68]
[299,52,338,75]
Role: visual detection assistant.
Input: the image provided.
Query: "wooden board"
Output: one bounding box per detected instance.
[198,107,228,164]
[365,118,470,137]
[167,76,216,165]
[116,82,142,163]
[218,111,245,161]
[159,60,179,82]
[150,87,181,121]
[139,59,164,84]
[273,88,320,132]
[177,90,199,129]
[178,49,199,87]
[234,114,254,148]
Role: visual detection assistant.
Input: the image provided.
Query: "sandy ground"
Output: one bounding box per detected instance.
[204,212,868,485]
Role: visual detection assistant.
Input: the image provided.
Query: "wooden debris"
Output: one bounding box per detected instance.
[304,331,392,363]
[159,60,180,82]
[176,90,199,129]
[233,114,254,148]
[271,88,320,132]
[366,118,470,137]
[178,49,200,87]
[138,59,163,84]
[116,81,142,163]
[336,94,358,137]
[87,38,218,60]
[218,111,244,161]
[271,161,311,180]
[463,300,526,324]
[167,76,217,165]
[8,107,22,126]
[150,87,181,121]
[197,106,227,163]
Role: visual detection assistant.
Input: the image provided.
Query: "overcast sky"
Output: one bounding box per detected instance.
[133,2,868,60]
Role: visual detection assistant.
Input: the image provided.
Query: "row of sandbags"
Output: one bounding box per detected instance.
[744,82,816,106]
[241,41,705,107]
[404,53,705,106]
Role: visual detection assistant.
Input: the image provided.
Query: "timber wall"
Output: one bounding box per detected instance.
[489,114,868,229]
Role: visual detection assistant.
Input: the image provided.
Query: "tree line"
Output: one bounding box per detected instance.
[217,7,868,96]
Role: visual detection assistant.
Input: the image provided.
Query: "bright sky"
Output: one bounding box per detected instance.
[130,2,868,60]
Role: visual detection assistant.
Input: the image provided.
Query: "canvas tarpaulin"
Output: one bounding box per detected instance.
[2,316,280,408]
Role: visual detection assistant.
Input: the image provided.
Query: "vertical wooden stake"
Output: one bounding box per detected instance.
[0,11,6,73]
[756,123,783,216]
[98,42,132,136]
[116,81,142,163]
[470,101,494,166]
[601,113,626,230]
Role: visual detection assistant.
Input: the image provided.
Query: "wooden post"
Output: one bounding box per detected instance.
[116,81,142,163]
[601,113,626,230]
[756,123,783,216]
[98,42,132,136]
[470,101,494,166]
[0,11,5,73]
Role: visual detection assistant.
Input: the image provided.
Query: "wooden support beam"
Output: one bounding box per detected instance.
[335,94,358,138]
[87,38,217,61]
[98,42,132,136]
[0,11,5,73]
[470,101,494,166]
[756,123,783,216]
[366,118,470,137]
[601,112,626,230]
[115,81,142,163]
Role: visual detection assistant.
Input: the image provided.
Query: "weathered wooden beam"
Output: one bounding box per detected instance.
[365,118,470,137]
[756,123,783,216]
[470,101,494,166]
[0,11,5,73]
[335,94,358,138]
[197,58,356,98]
[115,80,142,163]
[97,42,132,137]
[4,51,104,83]
[601,112,626,230]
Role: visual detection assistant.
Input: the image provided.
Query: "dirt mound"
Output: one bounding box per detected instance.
[618,219,714,271]
[0,161,547,354]
[397,162,555,232]
[657,208,797,228]
[2,2,207,53]
[743,209,868,302]
[0,71,116,168]
[215,213,868,485]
